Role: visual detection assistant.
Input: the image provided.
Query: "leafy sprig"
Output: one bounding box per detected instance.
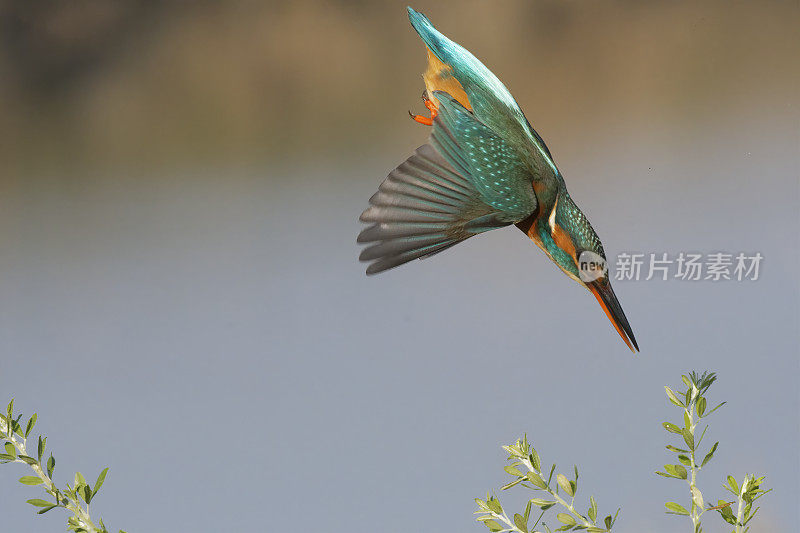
[657,372,769,533]
[475,435,619,533]
[715,474,771,533]
[0,398,124,533]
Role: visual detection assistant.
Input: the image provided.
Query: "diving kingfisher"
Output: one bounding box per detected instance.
[357,7,639,352]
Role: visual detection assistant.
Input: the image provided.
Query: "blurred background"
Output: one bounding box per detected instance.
[0,1,797,531]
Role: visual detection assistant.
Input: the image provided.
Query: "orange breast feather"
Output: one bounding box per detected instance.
[423,48,472,111]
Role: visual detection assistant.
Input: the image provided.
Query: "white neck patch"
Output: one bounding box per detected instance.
[548,195,559,235]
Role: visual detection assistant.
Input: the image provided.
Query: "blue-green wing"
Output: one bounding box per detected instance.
[430,91,537,220]
[357,93,537,275]
[358,144,516,274]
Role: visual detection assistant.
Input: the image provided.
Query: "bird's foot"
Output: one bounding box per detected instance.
[408,110,434,126]
[409,91,438,126]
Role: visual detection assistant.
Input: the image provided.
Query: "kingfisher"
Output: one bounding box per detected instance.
[357,7,639,352]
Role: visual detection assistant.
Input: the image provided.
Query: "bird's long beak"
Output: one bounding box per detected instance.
[587,280,639,353]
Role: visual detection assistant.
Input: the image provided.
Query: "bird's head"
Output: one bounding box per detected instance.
[522,191,639,352]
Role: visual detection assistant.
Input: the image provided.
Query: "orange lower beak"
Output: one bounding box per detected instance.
[588,281,639,353]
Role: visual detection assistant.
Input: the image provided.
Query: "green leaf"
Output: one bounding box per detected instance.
[529,497,556,509]
[530,449,541,472]
[25,414,37,438]
[505,465,524,477]
[527,472,547,489]
[504,442,523,458]
[484,520,502,532]
[27,499,54,507]
[486,497,503,514]
[664,386,684,406]
[701,442,718,467]
[501,477,524,490]
[705,401,727,416]
[696,396,706,417]
[714,500,736,524]
[664,464,687,479]
[691,486,704,509]
[696,424,708,448]
[588,495,598,522]
[18,454,38,465]
[677,454,691,466]
[46,455,55,478]
[0,453,16,461]
[665,502,689,515]
[37,505,58,514]
[604,515,613,529]
[665,445,688,453]
[19,476,43,485]
[682,428,695,450]
[557,474,574,497]
[37,436,45,462]
[514,513,528,532]
[484,520,503,531]
[12,414,23,437]
[662,422,682,434]
[556,513,576,525]
[655,470,677,479]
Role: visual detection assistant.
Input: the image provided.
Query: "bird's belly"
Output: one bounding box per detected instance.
[423,48,472,111]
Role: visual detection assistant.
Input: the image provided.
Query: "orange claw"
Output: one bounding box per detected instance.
[409,91,438,126]
[409,111,433,126]
[423,92,438,114]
